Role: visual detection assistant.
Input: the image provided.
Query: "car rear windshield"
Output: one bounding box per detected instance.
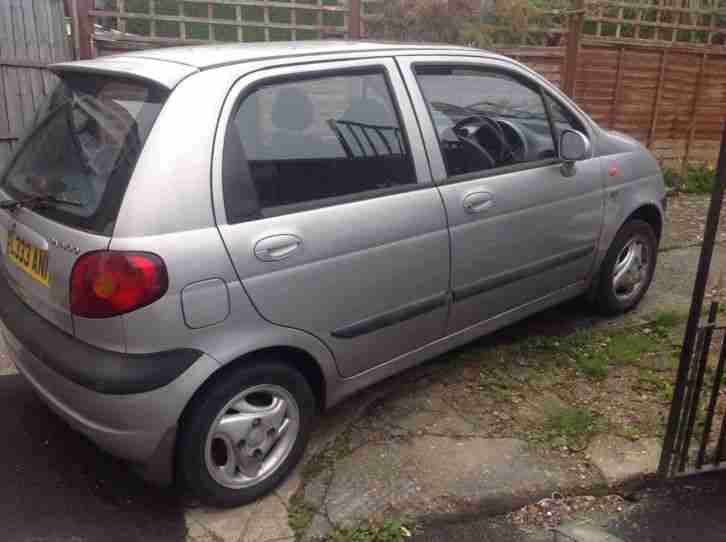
[0,73,168,235]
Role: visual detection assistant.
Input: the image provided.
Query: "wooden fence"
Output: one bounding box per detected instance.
[500,47,726,169]
[0,0,71,168]
[86,0,364,54]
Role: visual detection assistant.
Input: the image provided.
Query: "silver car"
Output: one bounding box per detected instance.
[0,42,665,507]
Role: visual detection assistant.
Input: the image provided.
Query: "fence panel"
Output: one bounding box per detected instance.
[499,41,726,168]
[0,0,71,169]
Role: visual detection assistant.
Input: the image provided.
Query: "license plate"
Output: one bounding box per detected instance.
[7,232,50,287]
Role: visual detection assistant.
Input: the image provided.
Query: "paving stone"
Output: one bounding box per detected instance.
[316,436,590,533]
[303,512,335,541]
[394,409,478,436]
[554,523,626,542]
[240,494,293,542]
[275,467,303,505]
[586,436,661,486]
[186,505,253,542]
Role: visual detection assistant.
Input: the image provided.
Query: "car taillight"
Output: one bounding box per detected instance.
[70,251,168,318]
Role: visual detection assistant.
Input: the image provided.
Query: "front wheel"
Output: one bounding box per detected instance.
[596,219,658,315]
[177,359,315,507]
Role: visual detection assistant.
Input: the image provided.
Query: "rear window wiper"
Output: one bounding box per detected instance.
[0,194,84,211]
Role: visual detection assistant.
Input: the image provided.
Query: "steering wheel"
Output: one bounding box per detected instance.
[453,115,515,166]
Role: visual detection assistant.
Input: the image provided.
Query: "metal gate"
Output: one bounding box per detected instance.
[659,125,726,477]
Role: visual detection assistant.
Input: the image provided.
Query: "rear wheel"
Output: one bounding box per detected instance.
[177,359,315,507]
[596,219,658,315]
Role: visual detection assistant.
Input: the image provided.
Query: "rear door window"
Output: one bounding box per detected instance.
[0,74,168,235]
[223,69,418,222]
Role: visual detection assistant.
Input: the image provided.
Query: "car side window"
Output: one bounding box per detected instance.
[224,70,417,221]
[415,65,558,178]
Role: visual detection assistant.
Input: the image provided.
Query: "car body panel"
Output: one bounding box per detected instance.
[211,59,450,378]
[0,203,111,337]
[396,55,605,332]
[51,56,198,90]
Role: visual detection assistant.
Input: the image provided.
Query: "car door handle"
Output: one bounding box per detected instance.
[463,191,494,214]
[254,234,303,262]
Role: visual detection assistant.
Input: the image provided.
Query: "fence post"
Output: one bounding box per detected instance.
[659,122,726,477]
[349,0,361,39]
[563,0,585,98]
[647,48,668,151]
[682,52,708,178]
[72,0,94,59]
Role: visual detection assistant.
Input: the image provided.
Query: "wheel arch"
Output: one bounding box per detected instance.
[179,346,327,428]
[588,200,664,301]
[626,203,663,241]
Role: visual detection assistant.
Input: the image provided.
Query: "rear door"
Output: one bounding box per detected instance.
[0,74,168,349]
[398,56,604,333]
[214,59,450,378]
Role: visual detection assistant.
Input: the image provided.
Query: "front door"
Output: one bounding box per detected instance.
[399,57,604,333]
[215,59,450,378]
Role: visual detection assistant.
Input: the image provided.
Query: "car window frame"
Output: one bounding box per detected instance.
[395,55,596,186]
[217,60,431,225]
[412,61,566,185]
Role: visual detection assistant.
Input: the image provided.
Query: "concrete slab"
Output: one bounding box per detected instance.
[586,436,661,486]
[311,436,598,538]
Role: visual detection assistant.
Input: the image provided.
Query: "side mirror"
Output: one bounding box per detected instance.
[559,129,590,163]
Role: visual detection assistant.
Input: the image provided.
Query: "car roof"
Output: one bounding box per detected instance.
[50,41,510,89]
[118,40,501,69]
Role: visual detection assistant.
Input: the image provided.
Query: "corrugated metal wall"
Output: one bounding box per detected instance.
[0,0,71,169]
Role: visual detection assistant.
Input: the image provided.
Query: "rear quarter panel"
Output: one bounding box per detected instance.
[112,67,340,400]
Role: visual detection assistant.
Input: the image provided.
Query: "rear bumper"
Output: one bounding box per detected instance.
[0,271,220,484]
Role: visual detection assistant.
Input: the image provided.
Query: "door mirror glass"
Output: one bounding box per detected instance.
[559,129,590,162]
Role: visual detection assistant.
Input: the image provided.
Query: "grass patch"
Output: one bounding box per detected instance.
[325,519,410,542]
[607,333,661,363]
[574,351,609,379]
[289,495,319,539]
[636,369,674,402]
[653,310,682,329]
[545,405,597,440]
[516,325,666,379]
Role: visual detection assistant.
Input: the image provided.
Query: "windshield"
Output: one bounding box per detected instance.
[0,73,168,235]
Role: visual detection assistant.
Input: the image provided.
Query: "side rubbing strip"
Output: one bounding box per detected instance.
[332,292,449,339]
[454,245,595,303]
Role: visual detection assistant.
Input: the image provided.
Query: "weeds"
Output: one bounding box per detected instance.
[545,405,596,440]
[574,351,609,379]
[326,519,411,542]
[663,164,716,194]
[652,310,682,331]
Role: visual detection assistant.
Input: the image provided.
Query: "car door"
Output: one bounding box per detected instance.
[214,59,450,378]
[398,56,605,333]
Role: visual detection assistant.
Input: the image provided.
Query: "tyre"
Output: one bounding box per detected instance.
[596,219,658,315]
[177,358,315,507]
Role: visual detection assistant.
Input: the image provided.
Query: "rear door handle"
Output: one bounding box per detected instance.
[463,191,494,214]
[254,234,303,262]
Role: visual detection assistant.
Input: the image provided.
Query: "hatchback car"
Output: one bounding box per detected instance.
[0,42,665,507]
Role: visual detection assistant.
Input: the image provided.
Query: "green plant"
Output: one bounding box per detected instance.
[662,167,679,189]
[606,332,660,363]
[653,311,681,329]
[545,405,596,439]
[575,351,609,379]
[326,519,410,542]
[680,164,716,194]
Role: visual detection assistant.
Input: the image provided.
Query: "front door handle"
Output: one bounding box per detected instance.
[463,191,494,214]
[254,234,303,262]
